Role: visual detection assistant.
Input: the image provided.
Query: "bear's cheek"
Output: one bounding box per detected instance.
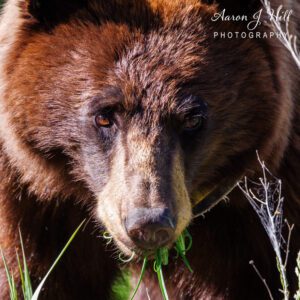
[171,151,193,237]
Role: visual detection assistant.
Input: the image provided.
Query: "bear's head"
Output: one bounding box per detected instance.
[0,0,292,256]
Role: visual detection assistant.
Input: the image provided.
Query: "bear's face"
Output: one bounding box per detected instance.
[79,26,284,255]
[1,0,291,256]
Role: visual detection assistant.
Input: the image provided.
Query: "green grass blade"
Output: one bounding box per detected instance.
[1,249,18,300]
[31,220,85,300]
[130,257,148,300]
[11,274,18,300]
[156,267,169,300]
[154,251,169,300]
[175,230,193,273]
[117,228,193,300]
[177,247,193,273]
[18,229,32,300]
[160,248,169,266]
[183,230,193,252]
[177,235,185,254]
[16,251,26,299]
[118,252,135,263]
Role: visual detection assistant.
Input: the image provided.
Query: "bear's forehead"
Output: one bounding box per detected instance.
[104,28,208,117]
[20,0,222,120]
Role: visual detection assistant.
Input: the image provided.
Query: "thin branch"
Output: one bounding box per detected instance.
[261,0,300,69]
[250,260,274,300]
[284,221,294,268]
[238,152,291,300]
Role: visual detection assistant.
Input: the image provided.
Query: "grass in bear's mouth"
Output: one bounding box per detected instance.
[126,229,193,300]
[1,224,191,300]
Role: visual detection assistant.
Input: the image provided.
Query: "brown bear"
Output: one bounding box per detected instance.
[0,0,299,299]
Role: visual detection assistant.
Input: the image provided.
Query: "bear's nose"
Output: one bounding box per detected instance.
[125,208,176,250]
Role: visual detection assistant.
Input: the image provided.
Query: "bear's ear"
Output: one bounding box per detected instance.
[25,0,86,23]
[203,0,261,15]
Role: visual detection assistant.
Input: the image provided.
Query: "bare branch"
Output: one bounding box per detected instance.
[284,220,294,268]
[250,260,274,300]
[261,0,300,69]
[238,152,291,300]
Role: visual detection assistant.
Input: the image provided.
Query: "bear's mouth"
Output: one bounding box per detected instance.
[105,178,240,259]
[114,235,174,259]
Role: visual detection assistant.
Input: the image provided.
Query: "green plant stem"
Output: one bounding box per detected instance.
[31,220,85,300]
[1,250,18,300]
[130,257,148,300]
[155,250,169,300]
[18,229,33,300]
[125,229,193,300]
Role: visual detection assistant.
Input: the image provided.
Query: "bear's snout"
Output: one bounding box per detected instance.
[124,207,176,250]
[96,127,192,254]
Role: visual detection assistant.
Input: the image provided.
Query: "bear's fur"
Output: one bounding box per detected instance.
[0,0,299,299]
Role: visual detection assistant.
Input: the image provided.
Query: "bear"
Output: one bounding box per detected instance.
[0,0,299,299]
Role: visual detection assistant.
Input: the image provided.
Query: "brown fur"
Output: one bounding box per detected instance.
[0,0,299,299]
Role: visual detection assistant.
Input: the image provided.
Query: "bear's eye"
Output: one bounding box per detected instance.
[183,116,203,131]
[94,114,113,128]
